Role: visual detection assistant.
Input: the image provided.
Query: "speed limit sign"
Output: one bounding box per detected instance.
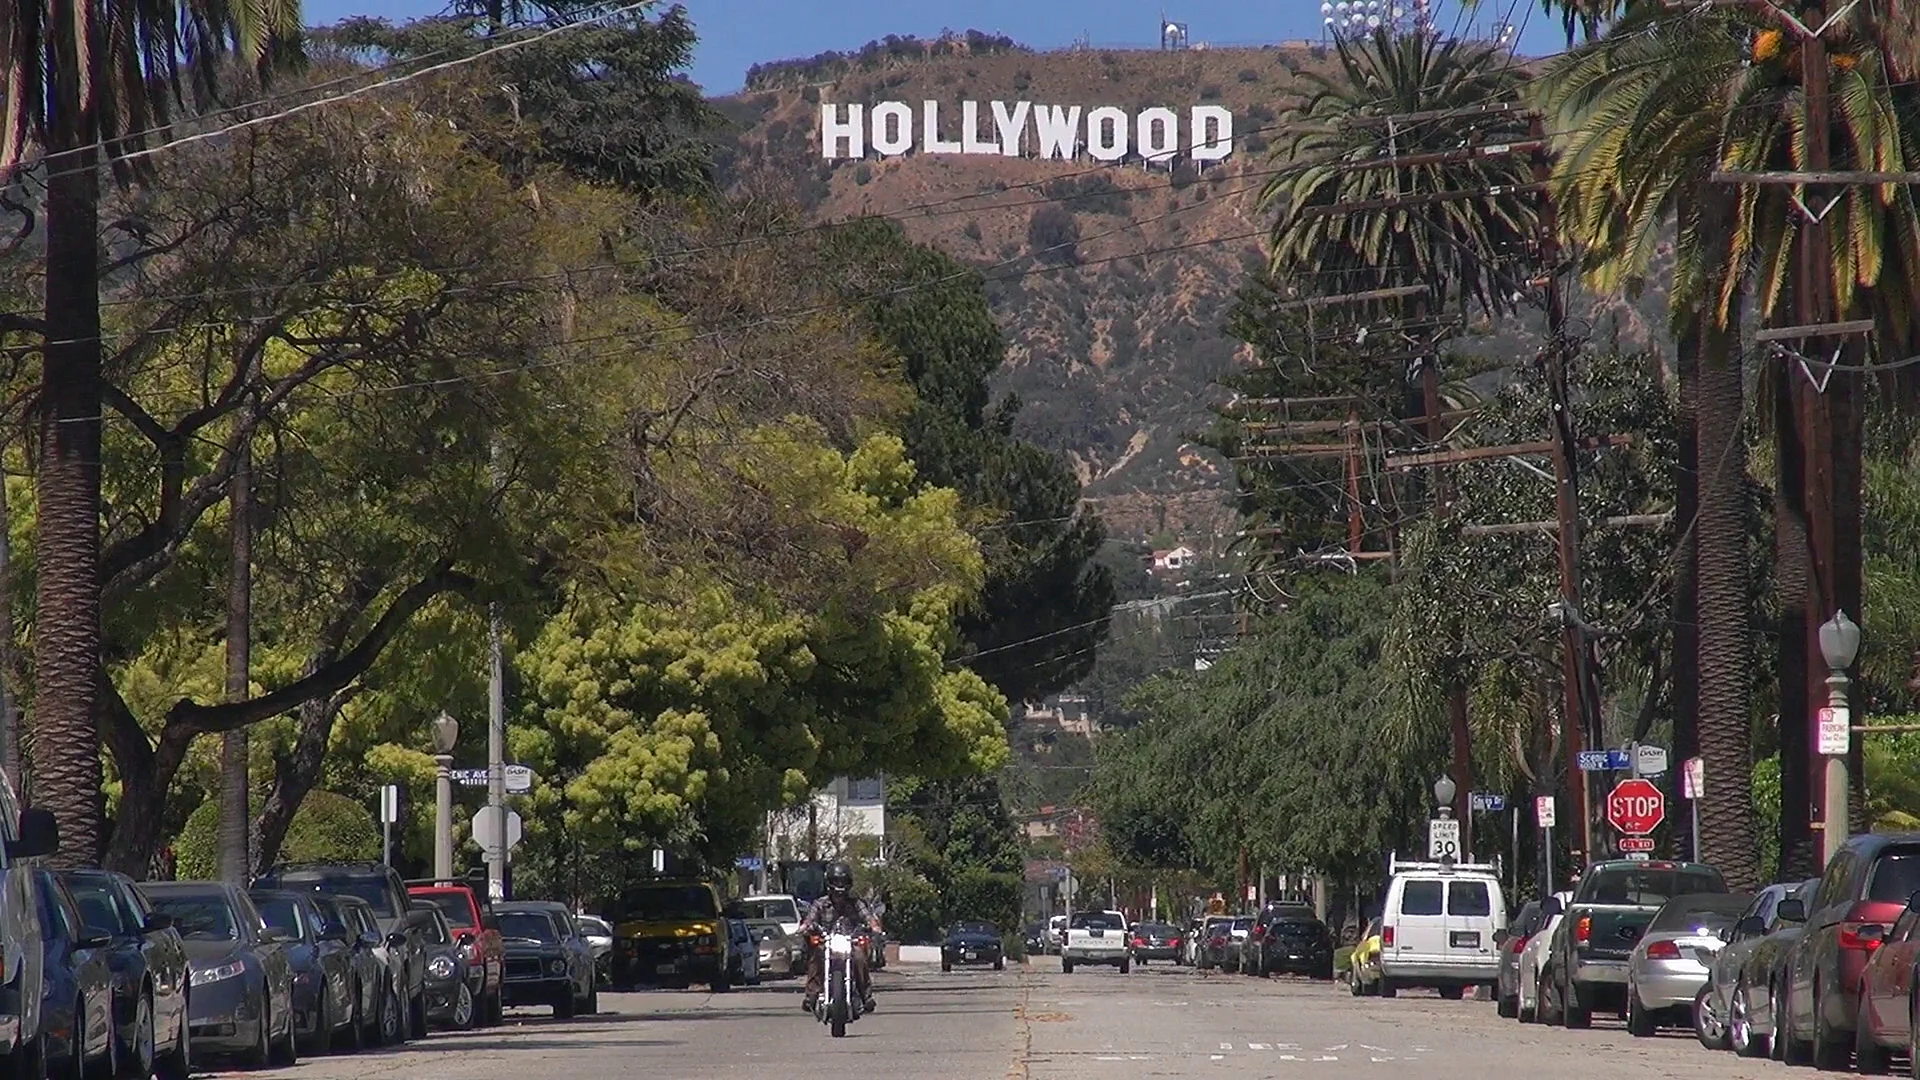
[1428,818,1461,860]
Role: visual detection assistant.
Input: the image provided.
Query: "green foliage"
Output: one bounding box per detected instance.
[742,31,1027,91]
[174,791,379,880]
[945,867,1023,929]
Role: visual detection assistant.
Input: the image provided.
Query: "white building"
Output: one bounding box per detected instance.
[766,776,888,863]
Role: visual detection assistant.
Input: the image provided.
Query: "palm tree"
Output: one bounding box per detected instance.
[1257,27,1540,829]
[1533,1,1920,884]
[2,3,301,865]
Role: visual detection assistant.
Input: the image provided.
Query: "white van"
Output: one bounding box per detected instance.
[1376,855,1507,999]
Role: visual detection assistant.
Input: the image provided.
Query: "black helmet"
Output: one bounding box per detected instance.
[826,861,854,897]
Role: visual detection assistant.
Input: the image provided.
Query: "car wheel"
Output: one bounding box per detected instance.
[410,990,430,1040]
[1498,987,1518,1019]
[118,989,155,1079]
[1560,970,1591,1029]
[381,985,404,1046]
[1062,959,1074,974]
[1779,980,1811,1065]
[306,990,333,1057]
[1854,987,1889,1075]
[154,991,190,1080]
[451,982,476,1031]
[994,958,1004,972]
[941,959,951,973]
[1693,986,1728,1051]
[1810,980,1851,1070]
[1626,979,1656,1037]
[1729,979,1768,1057]
[584,983,599,1015]
[1378,978,1397,999]
[243,1008,271,1069]
[1119,958,1130,974]
[553,986,576,1019]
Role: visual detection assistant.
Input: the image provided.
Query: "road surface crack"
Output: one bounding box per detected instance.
[1008,966,1034,1080]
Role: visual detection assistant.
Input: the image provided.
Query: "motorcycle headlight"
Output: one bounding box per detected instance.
[428,956,456,980]
[547,957,566,975]
[191,961,246,987]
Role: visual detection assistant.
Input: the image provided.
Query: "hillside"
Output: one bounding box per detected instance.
[712,41,1671,540]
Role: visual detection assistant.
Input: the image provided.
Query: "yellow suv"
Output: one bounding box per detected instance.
[609,880,732,991]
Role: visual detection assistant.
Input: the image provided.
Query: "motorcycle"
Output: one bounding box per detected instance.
[811,920,869,1038]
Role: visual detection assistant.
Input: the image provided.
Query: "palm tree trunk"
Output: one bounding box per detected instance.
[0,449,19,794]
[1669,325,1700,861]
[1775,365,1814,878]
[34,140,107,867]
[217,437,252,882]
[1693,219,1757,888]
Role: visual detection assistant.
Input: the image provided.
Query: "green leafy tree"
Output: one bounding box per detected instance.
[174,790,378,880]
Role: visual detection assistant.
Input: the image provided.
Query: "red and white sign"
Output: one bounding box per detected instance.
[1619,837,1656,853]
[1682,756,1704,800]
[1606,778,1665,836]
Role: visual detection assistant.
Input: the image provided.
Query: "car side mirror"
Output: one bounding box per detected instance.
[1775,899,1806,923]
[456,930,475,945]
[8,807,57,860]
[1492,928,1509,945]
[142,913,173,933]
[358,931,382,949]
[387,931,409,949]
[1735,915,1766,937]
[1541,897,1563,917]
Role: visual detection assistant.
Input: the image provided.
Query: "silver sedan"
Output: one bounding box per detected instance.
[1625,892,1753,1037]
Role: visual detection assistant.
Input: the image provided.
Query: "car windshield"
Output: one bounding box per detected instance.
[276,874,397,917]
[417,914,451,946]
[951,921,998,936]
[1576,866,1727,906]
[413,893,476,927]
[1271,919,1324,936]
[621,886,718,921]
[735,898,800,923]
[1649,893,1753,934]
[1867,851,1920,903]
[1136,923,1177,935]
[496,912,559,943]
[252,896,306,939]
[1230,917,1253,931]
[149,895,239,941]
[66,881,129,937]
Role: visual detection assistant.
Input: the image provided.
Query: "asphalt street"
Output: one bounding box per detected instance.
[216,959,1803,1079]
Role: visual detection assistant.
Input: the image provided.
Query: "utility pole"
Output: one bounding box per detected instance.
[1529,112,1599,870]
[218,431,253,883]
[485,445,507,902]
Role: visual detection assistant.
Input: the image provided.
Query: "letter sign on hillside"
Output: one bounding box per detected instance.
[819,100,1234,162]
[1606,778,1665,837]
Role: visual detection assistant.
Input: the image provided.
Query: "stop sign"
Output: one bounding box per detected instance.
[1606,778,1665,836]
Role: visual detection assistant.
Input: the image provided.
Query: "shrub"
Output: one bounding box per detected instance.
[174,790,381,880]
[1238,68,1261,83]
[1200,83,1223,100]
[962,219,983,241]
[854,163,873,186]
[945,867,1023,930]
[1027,204,1080,264]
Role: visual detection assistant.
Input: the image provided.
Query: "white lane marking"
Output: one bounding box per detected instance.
[1248,1043,1271,1050]
[1211,1054,1225,1061]
[1323,1044,1349,1051]
[1219,1042,1234,1050]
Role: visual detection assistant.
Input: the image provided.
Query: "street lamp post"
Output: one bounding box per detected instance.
[1433,774,1461,862]
[432,712,459,880]
[1819,610,1862,867]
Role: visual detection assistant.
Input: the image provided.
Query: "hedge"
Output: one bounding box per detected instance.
[173,790,381,880]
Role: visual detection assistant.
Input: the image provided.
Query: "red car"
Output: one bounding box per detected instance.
[1851,891,1920,1072]
[406,880,505,1025]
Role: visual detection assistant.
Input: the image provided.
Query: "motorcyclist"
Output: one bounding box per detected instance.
[800,861,882,1014]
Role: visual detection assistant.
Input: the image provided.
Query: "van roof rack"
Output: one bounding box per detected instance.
[1388,854,1502,877]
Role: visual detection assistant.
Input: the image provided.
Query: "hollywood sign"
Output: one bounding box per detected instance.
[820,101,1235,162]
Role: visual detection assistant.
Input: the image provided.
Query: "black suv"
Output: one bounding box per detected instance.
[251,862,430,1039]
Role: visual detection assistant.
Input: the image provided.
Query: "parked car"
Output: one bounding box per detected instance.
[252,862,428,1041]
[1242,906,1334,980]
[308,894,387,1049]
[139,880,298,1068]
[1060,910,1131,974]
[1623,891,1752,1036]
[1517,892,1574,1022]
[495,902,598,1017]
[249,888,359,1054]
[1719,878,1818,1058]
[746,919,800,978]
[941,921,1006,972]
[0,790,58,1079]
[1024,923,1048,958]
[30,869,116,1079]
[1780,833,1920,1069]
[59,867,192,1079]
[609,880,731,991]
[411,905,479,1030]
[735,894,802,939]
[406,879,504,1026]
[1542,859,1726,1026]
[1494,901,1544,1018]
[723,917,762,987]
[575,914,613,968]
[326,894,409,1046]
[1848,878,1920,1071]
[1190,915,1232,968]
[1691,881,1802,1051]
[1127,921,1183,965]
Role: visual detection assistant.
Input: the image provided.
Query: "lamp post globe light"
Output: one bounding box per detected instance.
[1433,774,1456,815]
[1819,610,1862,865]
[432,712,459,879]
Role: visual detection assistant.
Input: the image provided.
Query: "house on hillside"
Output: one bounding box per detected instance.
[1022,695,1094,741]
[1149,545,1197,576]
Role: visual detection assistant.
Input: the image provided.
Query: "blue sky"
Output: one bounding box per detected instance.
[300,0,1578,95]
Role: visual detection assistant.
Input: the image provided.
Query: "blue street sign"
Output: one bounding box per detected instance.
[1577,750,1634,772]
[450,768,489,786]
[1470,792,1507,812]
[736,855,763,871]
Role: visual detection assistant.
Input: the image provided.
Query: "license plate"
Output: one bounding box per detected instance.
[1089,928,1104,938]
[964,951,976,959]
[1450,931,1480,949]
[655,963,679,974]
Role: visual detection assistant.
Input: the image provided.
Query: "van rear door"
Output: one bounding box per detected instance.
[1394,877,1448,960]
[1445,877,1498,962]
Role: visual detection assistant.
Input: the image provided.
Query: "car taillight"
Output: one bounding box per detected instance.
[1131,937,1145,947]
[1840,923,1887,952]
[1645,940,1681,961]
[1382,926,1394,947]
[1170,937,1182,946]
[1574,916,1591,944]
[1509,934,1531,954]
